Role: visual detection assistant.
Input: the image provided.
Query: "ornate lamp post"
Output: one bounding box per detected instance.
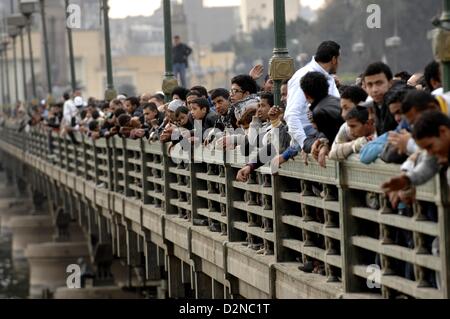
[162,0,177,103]
[269,0,294,106]
[7,22,20,103]
[39,0,52,96]
[1,36,11,105]
[65,0,77,93]
[0,45,4,106]
[433,0,450,92]
[101,0,116,101]
[20,0,39,100]
[9,14,28,102]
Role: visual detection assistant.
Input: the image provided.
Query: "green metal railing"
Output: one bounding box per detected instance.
[0,124,449,299]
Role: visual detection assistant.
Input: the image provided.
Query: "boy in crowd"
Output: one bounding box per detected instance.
[362,62,398,135]
[230,75,260,122]
[327,86,369,161]
[359,85,414,164]
[190,98,218,142]
[294,71,344,167]
[329,105,377,160]
[211,88,237,130]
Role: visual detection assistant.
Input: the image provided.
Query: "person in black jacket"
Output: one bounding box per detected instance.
[45,103,63,155]
[299,72,344,167]
[190,98,218,142]
[125,97,143,117]
[141,102,165,139]
[173,35,192,88]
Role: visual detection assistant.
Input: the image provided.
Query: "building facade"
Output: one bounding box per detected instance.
[240,0,300,33]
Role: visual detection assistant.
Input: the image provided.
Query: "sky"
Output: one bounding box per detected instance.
[109,0,326,19]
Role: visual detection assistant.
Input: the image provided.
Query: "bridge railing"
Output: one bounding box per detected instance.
[0,123,449,299]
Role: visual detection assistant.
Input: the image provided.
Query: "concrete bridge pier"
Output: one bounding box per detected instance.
[52,203,143,299]
[156,245,168,299]
[194,270,213,299]
[8,215,54,261]
[181,260,195,298]
[0,169,17,198]
[167,253,185,299]
[142,231,163,282]
[12,173,30,200]
[7,187,56,262]
[24,188,91,298]
[190,257,214,299]
[0,197,34,234]
[212,278,225,299]
[0,167,34,234]
[25,241,91,298]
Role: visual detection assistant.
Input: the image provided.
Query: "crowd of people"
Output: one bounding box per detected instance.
[1,38,449,290]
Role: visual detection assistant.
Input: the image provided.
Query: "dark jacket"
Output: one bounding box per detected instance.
[248,123,292,170]
[200,111,219,140]
[215,106,238,131]
[131,106,145,125]
[189,111,218,141]
[46,113,62,130]
[374,101,398,136]
[173,43,193,66]
[303,95,344,153]
[379,120,411,164]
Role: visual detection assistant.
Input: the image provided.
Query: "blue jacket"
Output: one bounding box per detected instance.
[359,120,410,165]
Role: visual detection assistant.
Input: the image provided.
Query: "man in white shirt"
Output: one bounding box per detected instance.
[62,92,78,129]
[276,41,342,165]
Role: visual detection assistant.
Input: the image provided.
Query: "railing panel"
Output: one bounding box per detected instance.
[0,126,448,299]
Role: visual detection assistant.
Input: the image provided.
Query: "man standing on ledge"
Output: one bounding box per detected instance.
[172,35,193,88]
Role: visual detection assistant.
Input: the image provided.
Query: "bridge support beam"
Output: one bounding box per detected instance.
[212,279,225,299]
[8,215,53,261]
[194,271,212,299]
[167,254,185,298]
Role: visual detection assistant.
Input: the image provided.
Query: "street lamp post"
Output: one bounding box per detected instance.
[20,0,39,100]
[7,25,20,103]
[101,0,115,101]
[269,0,294,106]
[65,0,77,93]
[8,14,28,103]
[2,38,11,105]
[433,0,450,92]
[0,46,4,106]
[441,0,450,92]
[19,22,28,102]
[162,0,177,103]
[39,0,52,96]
